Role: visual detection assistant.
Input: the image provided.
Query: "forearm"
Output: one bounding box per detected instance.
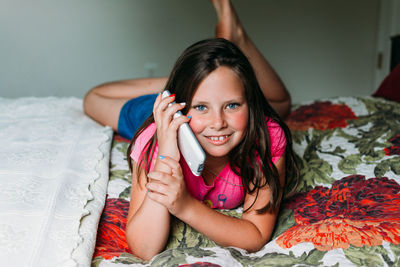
[179,198,270,252]
[126,197,170,260]
[126,160,173,261]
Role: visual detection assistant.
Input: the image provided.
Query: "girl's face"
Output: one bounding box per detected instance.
[187,66,249,161]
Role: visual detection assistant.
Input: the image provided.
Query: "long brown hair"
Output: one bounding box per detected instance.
[127,38,299,213]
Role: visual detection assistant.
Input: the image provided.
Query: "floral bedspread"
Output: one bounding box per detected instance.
[92,96,400,267]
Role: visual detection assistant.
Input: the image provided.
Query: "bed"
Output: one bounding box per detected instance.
[93,95,400,266]
[1,95,399,267]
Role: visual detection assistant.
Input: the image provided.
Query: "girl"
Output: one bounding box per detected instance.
[84,0,298,261]
[125,38,298,260]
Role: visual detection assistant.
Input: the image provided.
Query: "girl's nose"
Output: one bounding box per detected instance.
[210,111,227,130]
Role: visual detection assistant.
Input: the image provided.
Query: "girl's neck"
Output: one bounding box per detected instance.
[204,154,228,176]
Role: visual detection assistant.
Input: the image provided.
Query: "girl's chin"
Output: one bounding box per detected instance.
[204,148,231,159]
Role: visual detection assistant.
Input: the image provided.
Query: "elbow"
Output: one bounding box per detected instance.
[125,226,163,261]
[244,240,268,253]
[235,227,272,253]
[241,236,269,253]
[126,237,161,261]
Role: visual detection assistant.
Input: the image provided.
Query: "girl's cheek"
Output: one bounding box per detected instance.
[188,117,206,134]
[229,110,249,130]
[237,113,249,129]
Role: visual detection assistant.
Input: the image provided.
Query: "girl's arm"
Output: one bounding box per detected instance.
[83,77,167,131]
[125,93,191,260]
[125,161,171,261]
[146,155,286,252]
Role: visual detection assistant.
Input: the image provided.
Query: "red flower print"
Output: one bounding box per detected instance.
[276,175,400,251]
[285,101,358,131]
[385,133,400,156]
[114,134,130,143]
[93,198,132,260]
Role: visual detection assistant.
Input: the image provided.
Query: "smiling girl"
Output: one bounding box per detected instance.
[123,37,298,260]
[84,0,298,261]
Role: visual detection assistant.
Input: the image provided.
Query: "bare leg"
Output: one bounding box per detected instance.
[83,77,167,131]
[210,0,291,118]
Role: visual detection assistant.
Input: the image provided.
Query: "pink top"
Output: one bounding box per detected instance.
[130,118,286,209]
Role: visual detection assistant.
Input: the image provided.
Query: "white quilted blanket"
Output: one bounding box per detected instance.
[0,97,113,266]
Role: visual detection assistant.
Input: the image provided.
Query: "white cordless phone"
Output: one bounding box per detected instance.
[161,90,206,176]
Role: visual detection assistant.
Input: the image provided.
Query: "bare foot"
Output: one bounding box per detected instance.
[210,0,246,46]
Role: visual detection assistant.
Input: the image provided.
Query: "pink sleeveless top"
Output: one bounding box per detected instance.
[130,118,286,209]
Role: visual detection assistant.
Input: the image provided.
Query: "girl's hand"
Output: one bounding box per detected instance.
[146,155,192,216]
[152,92,190,161]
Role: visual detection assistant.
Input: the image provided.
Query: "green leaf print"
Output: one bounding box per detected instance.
[166,217,215,251]
[338,154,362,174]
[347,98,400,157]
[364,150,386,163]
[272,208,295,239]
[390,244,400,267]
[227,248,326,267]
[151,246,216,267]
[374,160,391,177]
[293,130,336,191]
[390,158,400,174]
[110,169,131,183]
[116,141,130,158]
[112,253,146,265]
[375,157,400,177]
[166,209,241,251]
[119,185,131,199]
[296,155,334,192]
[291,130,309,145]
[344,245,391,267]
[91,257,104,267]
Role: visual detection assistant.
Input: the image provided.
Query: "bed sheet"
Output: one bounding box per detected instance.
[93,96,400,267]
[0,97,113,266]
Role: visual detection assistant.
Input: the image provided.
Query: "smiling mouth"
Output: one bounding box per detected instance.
[208,135,229,141]
[206,135,231,144]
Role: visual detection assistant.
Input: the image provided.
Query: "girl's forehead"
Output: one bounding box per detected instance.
[192,67,245,101]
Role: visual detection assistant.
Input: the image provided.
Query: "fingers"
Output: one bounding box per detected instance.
[147,156,183,182]
[153,93,182,118]
[146,156,184,196]
[153,93,189,131]
[157,155,183,177]
[146,166,178,202]
[145,156,190,215]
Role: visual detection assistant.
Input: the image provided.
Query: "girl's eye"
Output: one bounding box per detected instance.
[226,103,240,109]
[194,105,207,111]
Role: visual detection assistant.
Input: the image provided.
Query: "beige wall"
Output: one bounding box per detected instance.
[0,0,380,104]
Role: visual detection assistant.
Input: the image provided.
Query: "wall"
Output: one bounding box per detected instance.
[0,0,380,104]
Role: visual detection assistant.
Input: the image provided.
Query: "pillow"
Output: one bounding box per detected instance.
[373,63,400,103]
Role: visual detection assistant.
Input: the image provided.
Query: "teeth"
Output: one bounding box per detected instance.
[209,135,228,141]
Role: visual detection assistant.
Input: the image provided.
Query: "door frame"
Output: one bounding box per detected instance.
[373,0,400,91]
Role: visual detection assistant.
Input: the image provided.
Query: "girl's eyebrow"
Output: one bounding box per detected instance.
[192,96,246,104]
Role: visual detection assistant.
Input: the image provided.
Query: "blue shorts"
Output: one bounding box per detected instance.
[117,94,157,140]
